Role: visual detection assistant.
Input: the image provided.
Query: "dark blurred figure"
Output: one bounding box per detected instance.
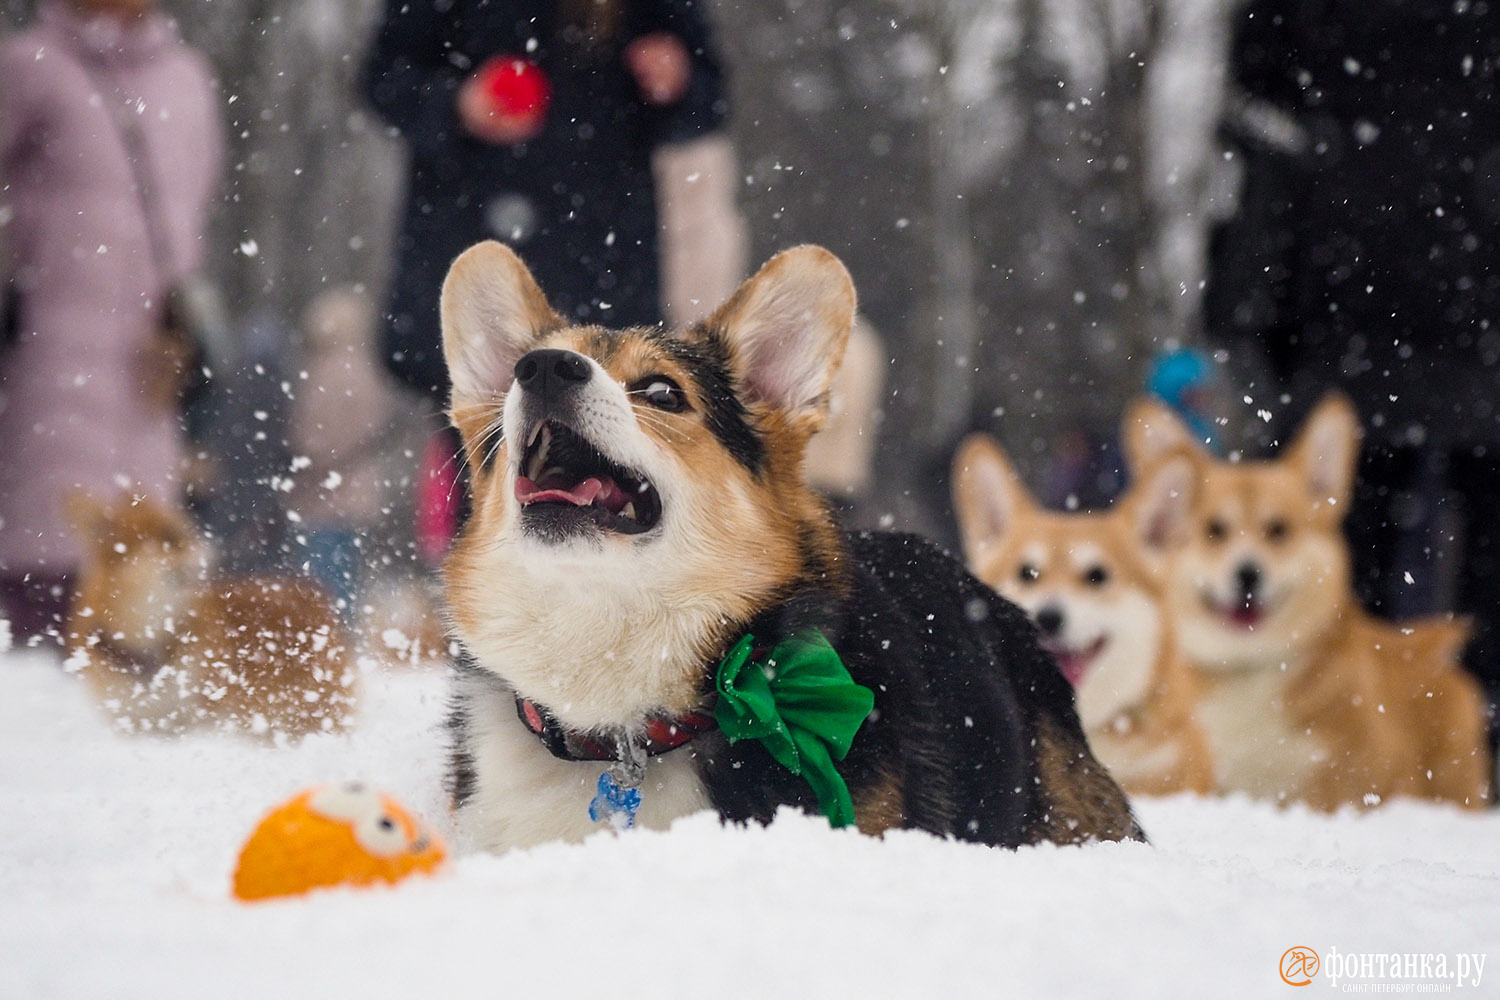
[1206,0,1500,733]
[362,0,727,405]
[362,0,728,569]
[0,0,223,644]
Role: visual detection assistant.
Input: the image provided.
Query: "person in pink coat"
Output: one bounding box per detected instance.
[0,0,223,644]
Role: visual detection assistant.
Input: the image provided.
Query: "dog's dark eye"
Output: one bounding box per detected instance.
[1205,519,1228,542]
[1083,565,1110,587]
[1265,519,1289,543]
[631,377,687,412]
[1017,563,1040,584]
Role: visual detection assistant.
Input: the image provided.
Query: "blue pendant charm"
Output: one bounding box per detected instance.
[589,771,642,830]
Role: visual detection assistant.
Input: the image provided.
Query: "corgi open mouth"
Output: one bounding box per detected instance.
[514,420,662,537]
[1041,636,1109,687]
[1202,592,1271,629]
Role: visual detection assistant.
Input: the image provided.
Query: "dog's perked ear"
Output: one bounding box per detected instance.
[440,241,563,409]
[1121,395,1205,474]
[1288,391,1361,520]
[704,245,854,424]
[1124,447,1198,567]
[951,433,1033,566]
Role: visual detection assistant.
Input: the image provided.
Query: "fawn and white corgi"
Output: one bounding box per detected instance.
[439,241,1141,852]
[1124,393,1490,809]
[64,493,357,739]
[953,435,1212,796]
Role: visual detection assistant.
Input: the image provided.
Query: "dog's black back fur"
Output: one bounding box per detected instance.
[694,530,1142,847]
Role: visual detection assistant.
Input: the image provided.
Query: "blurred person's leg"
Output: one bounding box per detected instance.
[1344,440,1422,618]
[654,134,748,327]
[1451,450,1500,747]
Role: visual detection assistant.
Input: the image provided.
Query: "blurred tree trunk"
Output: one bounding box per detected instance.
[172,0,404,355]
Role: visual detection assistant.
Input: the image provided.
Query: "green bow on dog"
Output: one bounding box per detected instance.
[713,630,875,828]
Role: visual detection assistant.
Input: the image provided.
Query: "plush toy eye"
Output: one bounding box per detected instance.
[356,813,409,858]
[1018,563,1040,584]
[308,783,410,858]
[1084,565,1110,587]
[632,377,687,412]
[1206,519,1228,542]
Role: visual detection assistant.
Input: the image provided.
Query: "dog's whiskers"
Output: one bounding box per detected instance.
[631,410,688,442]
[445,408,506,506]
[474,413,508,473]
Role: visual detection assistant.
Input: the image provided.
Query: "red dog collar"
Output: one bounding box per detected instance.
[515,696,716,763]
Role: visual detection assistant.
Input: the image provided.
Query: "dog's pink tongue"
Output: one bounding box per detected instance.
[1053,653,1089,688]
[515,475,604,506]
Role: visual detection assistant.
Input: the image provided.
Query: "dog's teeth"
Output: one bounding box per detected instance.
[621,502,636,521]
[636,480,651,494]
[524,426,551,481]
[531,429,552,479]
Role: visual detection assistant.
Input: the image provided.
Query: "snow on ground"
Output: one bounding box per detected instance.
[3,644,1497,999]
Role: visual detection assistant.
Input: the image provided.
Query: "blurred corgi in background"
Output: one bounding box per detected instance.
[953,434,1213,796]
[64,493,358,740]
[1124,393,1491,810]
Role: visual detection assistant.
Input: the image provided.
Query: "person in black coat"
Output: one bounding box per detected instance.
[363,0,727,404]
[1206,0,1500,742]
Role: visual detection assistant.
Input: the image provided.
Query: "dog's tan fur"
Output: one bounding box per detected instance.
[1124,393,1491,810]
[953,435,1213,796]
[64,493,357,739]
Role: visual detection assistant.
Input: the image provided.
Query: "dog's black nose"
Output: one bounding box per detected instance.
[515,349,591,394]
[1034,606,1065,638]
[1236,562,1262,596]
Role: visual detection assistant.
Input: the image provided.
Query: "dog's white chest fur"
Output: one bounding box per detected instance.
[454,671,712,853]
[1197,665,1327,800]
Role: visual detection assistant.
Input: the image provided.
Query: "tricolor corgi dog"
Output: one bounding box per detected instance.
[439,241,1141,852]
[1124,393,1491,810]
[952,434,1213,796]
[64,493,357,739]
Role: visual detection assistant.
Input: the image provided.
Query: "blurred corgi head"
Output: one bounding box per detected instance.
[952,435,1195,730]
[65,492,211,656]
[440,242,853,722]
[1122,392,1361,672]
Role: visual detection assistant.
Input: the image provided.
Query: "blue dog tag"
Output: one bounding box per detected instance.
[588,770,642,830]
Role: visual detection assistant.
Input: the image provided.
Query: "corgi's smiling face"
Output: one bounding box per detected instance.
[1000,527,1164,733]
[440,242,853,729]
[1170,457,1352,671]
[953,435,1196,731]
[1125,393,1362,673]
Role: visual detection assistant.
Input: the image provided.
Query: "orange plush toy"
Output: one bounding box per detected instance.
[233,783,446,901]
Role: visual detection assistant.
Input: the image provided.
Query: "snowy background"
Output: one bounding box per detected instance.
[5,641,1497,998]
